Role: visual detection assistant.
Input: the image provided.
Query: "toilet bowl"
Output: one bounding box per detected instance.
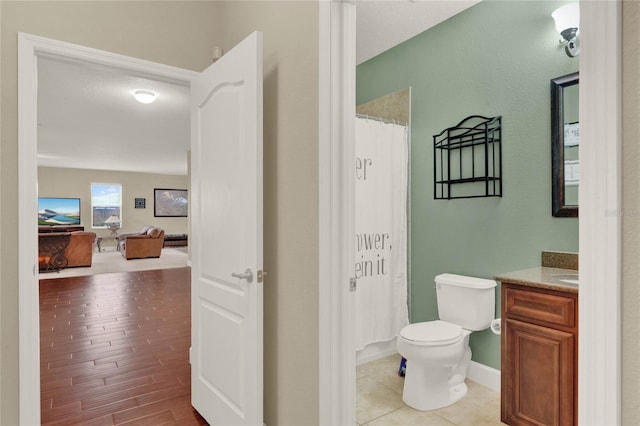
[397,321,471,410]
[397,274,496,411]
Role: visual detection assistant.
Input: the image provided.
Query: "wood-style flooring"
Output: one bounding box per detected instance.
[39,267,208,425]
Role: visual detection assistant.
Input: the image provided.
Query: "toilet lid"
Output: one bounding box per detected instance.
[400,320,463,345]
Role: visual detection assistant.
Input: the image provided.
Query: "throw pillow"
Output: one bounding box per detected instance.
[147,227,162,238]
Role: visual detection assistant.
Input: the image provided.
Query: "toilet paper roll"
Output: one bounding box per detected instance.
[490,318,501,335]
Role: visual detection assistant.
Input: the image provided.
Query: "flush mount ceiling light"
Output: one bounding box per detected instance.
[132,89,157,104]
[552,2,580,57]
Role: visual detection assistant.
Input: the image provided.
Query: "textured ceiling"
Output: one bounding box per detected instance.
[355,0,481,64]
[37,1,480,175]
[37,56,190,175]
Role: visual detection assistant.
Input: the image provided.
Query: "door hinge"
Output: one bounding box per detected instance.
[349,277,357,292]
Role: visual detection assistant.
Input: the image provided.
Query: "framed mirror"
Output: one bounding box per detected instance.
[551,72,579,217]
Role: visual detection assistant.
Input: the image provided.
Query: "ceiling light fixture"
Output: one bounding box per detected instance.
[133,89,157,104]
[552,2,580,57]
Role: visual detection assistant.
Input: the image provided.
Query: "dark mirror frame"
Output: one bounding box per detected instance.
[551,72,579,217]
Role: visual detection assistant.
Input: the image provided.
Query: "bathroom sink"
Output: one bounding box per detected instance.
[552,274,579,286]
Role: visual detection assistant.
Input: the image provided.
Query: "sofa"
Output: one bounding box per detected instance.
[117,226,165,260]
[38,231,96,272]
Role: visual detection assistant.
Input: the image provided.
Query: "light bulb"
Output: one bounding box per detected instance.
[133,89,157,104]
[552,3,579,38]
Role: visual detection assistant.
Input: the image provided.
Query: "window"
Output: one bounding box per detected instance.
[91,183,122,228]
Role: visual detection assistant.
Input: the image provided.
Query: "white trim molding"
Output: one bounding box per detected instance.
[318,1,356,425]
[578,1,622,424]
[17,33,41,426]
[17,33,196,425]
[20,33,197,85]
[467,361,500,393]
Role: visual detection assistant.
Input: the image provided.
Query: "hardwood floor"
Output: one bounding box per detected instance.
[40,267,208,425]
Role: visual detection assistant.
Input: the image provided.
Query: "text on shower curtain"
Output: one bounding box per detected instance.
[355,231,392,278]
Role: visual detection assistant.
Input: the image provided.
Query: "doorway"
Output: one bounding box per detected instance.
[318,0,623,424]
[18,33,196,424]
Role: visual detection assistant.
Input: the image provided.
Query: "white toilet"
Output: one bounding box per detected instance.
[397,273,496,411]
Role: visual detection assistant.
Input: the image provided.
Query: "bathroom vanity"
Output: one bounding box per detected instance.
[496,267,578,426]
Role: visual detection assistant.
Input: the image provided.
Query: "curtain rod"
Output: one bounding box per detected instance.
[356,113,407,127]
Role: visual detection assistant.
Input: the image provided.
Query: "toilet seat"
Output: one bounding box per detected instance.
[400,320,463,346]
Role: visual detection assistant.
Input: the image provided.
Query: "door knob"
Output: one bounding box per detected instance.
[231,268,253,283]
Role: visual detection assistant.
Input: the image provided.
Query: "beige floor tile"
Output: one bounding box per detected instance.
[356,363,368,380]
[376,370,405,394]
[357,353,506,425]
[358,353,402,377]
[431,380,505,426]
[363,406,455,426]
[357,375,405,425]
[357,354,405,393]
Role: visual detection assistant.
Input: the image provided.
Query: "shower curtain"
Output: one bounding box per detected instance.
[355,116,409,351]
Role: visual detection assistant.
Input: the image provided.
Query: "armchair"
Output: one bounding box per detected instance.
[117,226,165,260]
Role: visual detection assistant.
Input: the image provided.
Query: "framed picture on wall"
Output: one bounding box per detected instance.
[154,188,188,217]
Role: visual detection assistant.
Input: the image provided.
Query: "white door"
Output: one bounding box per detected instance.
[190,31,263,426]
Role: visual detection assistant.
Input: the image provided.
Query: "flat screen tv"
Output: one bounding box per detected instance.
[38,197,81,226]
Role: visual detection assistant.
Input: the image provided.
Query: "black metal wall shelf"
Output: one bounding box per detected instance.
[433,115,502,200]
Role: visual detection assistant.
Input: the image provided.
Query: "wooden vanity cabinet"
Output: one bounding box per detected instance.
[501,282,578,426]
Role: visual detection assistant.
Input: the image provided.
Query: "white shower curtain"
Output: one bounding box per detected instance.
[355,117,409,352]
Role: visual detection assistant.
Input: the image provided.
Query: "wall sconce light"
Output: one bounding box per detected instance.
[552,2,580,57]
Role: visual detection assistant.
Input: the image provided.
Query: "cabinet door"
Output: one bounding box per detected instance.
[502,318,575,426]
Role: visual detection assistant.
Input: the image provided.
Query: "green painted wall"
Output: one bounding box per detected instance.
[356,0,579,369]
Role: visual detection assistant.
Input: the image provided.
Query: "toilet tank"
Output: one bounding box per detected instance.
[435,273,497,331]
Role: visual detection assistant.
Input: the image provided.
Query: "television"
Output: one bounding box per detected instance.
[38,197,81,226]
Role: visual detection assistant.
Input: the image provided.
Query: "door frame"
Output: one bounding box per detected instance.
[17,33,197,425]
[318,0,623,424]
[318,2,357,425]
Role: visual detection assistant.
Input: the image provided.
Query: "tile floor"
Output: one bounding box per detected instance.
[357,354,507,426]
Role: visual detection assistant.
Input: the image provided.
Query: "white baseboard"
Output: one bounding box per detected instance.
[467,360,500,392]
[356,342,501,393]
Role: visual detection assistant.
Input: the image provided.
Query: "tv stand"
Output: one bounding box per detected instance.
[39,225,84,233]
